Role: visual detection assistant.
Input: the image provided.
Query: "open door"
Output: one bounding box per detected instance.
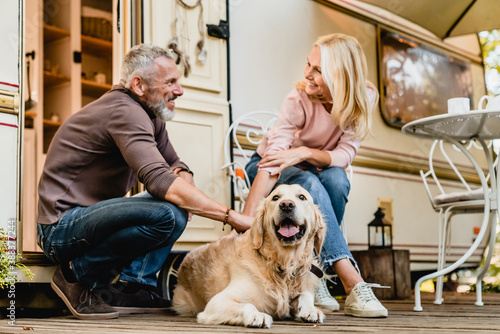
[0,0,23,251]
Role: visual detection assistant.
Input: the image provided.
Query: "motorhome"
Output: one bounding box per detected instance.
[1,0,495,308]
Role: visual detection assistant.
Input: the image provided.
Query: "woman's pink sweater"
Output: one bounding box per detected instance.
[257,84,377,173]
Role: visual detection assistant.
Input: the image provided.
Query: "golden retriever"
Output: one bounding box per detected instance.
[172,184,326,328]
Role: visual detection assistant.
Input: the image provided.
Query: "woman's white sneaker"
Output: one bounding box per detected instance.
[344,282,388,318]
[314,279,340,311]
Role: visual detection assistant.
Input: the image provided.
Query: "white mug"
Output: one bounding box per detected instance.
[448,97,470,115]
[94,72,106,85]
[478,95,500,110]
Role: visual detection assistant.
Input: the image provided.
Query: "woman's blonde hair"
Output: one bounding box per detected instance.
[297,33,375,140]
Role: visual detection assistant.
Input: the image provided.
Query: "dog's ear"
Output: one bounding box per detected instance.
[313,205,326,255]
[250,200,266,250]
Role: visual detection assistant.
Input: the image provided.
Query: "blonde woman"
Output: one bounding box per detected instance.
[242,34,387,318]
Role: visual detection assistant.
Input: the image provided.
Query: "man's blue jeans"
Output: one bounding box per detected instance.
[246,153,358,274]
[38,194,188,291]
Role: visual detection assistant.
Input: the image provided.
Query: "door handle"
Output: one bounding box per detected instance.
[0,90,19,115]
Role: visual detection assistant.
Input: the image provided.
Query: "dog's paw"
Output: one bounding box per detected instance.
[244,311,273,328]
[296,305,325,323]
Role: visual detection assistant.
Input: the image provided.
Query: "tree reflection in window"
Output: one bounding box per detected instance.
[479,30,500,96]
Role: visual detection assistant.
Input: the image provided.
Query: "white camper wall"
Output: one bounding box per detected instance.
[230,0,487,271]
[230,0,381,116]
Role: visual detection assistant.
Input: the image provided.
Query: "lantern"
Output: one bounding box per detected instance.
[368,207,392,249]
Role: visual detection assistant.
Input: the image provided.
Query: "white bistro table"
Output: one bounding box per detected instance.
[402,110,500,311]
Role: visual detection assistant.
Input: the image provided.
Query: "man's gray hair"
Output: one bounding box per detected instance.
[120,44,174,89]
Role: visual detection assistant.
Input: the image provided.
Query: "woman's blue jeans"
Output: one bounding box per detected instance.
[38,193,188,291]
[246,153,358,274]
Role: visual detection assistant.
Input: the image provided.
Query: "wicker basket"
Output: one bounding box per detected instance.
[81,6,112,41]
[82,17,112,41]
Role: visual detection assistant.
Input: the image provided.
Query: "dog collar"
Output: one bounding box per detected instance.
[310,264,324,278]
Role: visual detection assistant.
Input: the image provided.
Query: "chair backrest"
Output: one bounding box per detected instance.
[420,139,498,207]
[221,111,278,210]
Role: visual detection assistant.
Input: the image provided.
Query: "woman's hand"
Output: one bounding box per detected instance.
[258,147,311,175]
[177,170,195,187]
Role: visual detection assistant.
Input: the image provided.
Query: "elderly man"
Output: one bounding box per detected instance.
[37,44,252,319]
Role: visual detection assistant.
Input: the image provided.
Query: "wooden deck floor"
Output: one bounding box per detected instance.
[2,292,499,333]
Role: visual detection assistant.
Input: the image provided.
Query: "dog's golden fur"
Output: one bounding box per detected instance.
[172,184,326,328]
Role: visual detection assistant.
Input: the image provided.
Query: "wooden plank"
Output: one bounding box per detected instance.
[352,249,411,300]
[394,250,411,299]
[4,292,500,333]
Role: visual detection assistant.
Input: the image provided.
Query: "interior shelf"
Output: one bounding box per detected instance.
[81,34,112,55]
[43,118,63,128]
[82,79,112,96]
[43,71,70,87]
[40,2,113,151]
[43,24,70,43]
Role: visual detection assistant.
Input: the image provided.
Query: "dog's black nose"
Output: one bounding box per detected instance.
[279,200,295,212]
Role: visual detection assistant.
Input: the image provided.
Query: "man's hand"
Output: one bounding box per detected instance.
[220,229,238,241]
[229,211,254,233]
[165,177,253,229]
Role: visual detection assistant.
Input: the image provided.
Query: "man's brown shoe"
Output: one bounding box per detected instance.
[51,266,119,319]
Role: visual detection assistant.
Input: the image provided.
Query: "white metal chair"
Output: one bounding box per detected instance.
[415,139,498,311]
[221,111,279,212]
[221,110,351,242]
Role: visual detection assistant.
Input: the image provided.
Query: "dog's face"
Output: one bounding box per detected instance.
[251,184,326,253]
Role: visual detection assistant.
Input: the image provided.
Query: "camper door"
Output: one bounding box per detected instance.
[0,0,23,249]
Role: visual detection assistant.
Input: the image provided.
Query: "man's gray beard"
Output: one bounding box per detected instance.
[148,100,176,122]
[155,107,176,122]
